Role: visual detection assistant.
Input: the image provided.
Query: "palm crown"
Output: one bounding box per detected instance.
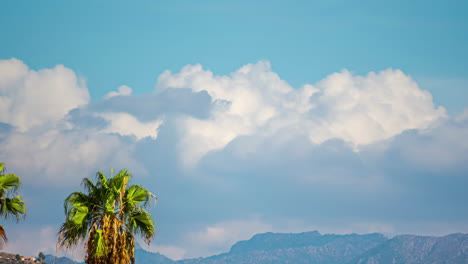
[58,169,156,264]
[0,162,26,248]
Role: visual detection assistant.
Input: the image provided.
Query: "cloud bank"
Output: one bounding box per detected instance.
[157,61,445,165]
[0,58,466,260]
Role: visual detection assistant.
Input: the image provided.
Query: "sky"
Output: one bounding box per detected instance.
[0,0,467,261]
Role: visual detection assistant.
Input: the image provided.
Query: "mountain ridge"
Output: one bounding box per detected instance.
[7,231,468,264]
[175,231,468,264]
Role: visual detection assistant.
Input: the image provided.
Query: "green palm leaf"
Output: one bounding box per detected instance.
[0,162,26,249]
[0,163,22,195]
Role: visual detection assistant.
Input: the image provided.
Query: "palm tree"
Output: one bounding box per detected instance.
[0,162,26,249]
[38,252,46,263]
[58,169,156,264]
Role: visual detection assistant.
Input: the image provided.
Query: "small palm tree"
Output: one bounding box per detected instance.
[0,162,26,249]
[58,169,156,264]
[38,252,46,263]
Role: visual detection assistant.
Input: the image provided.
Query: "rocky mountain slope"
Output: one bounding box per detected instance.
[135,247,175,264]
[350,233,468,264]
[44,254,80,264]
[177,231,387,264]
[177,231,468,264]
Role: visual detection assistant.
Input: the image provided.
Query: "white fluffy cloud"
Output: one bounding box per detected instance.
[0,58,89,131]
[1,58,445,172]
[104,85,133,99]
[0,128,143,186]
[157,62,303,166]
[0,59,146,186]
[157,62,446,166]
[313,69,446,145]
[0,58,465,260]
[96,112,163,140]
[0,58,150,260]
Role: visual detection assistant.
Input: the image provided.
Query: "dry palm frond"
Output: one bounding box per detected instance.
[0,224,8,249]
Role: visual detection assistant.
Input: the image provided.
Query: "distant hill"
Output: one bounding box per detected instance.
[135,247,175,264]
[42,249,174,264]
[43,254,78,264]
[350,233,468,264]
[176,231,468,264]
[177,231,387,264]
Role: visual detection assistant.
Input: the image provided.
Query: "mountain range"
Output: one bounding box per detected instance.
[38,231,468,264]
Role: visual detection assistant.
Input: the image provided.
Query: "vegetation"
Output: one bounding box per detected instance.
[0,163,26,249]
[57,169,157,264]
[38,252,45,263]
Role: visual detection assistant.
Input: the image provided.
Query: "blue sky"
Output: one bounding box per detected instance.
[0,0,467,261]
[1,0,467,112]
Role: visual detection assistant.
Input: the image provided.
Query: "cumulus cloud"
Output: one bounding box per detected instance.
[0,128,143,186]
[104,85,133,99]
[312,69,446,145]
[0,58,465,260]
[96,112,163,140]
[0,58,89,131]
[0,59,145,186]
[157,62,446,166]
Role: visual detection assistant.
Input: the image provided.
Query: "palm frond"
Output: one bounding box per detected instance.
[124,185,157,212]
[81,178,97,195]
[109,169,131,193]
[0,196,26,221]
[128,210,155,244]
[64,192,91,215]
[0,173,21,194]
[0,224,7,249]
[96,171,108,189]
[0,163,25,250]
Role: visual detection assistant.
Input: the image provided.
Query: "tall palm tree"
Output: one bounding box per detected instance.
[0,162,27,249]
[58,169,156,264]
